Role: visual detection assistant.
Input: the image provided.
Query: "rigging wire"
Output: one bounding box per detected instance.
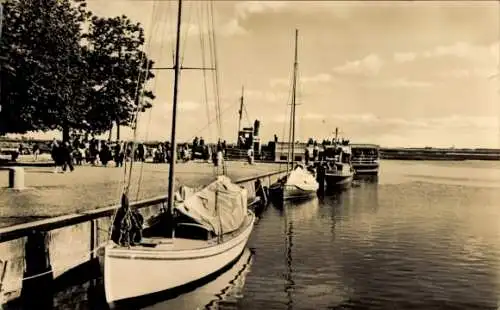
[278,59,295,174]
[207,0,226,175]
[243,104,251,127]
[197,3,212,143]
[180,1,193,67]
[196,2,218,177]
[168,0,176,70]
[136,2,168,201]
[124,0,159,194]
[188,98,241,142]
[109,0,160,239]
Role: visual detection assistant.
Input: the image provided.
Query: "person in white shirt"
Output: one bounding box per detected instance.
[247,148,254,165]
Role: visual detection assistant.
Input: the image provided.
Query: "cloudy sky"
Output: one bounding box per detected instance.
[22,1,500,147]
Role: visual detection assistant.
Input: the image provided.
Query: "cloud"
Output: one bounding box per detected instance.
[302,73,333,83]
[324,113,498,131]
[219,18,247,36]
[377,78,433,88]
[394,52,417,63]
[270,78,290,88]
[270,73,333,87]
[269,114,288,123]
[438,68,498,79]
[333,54,383,76]
[179,101,200,112]
[243,89,289,103]
[393,41,499,64]
[303,113,325,120]
[235,1,289,20]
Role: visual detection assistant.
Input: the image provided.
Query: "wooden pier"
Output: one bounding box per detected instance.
[0,162,287,306]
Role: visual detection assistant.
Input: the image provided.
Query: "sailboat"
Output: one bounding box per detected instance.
[103,0,255,305]
[269,29,319,201]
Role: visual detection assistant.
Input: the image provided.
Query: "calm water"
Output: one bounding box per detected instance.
[40,160,500,309]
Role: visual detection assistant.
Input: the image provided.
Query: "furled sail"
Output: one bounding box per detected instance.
[285,165,317,191]
[174,175,248,235]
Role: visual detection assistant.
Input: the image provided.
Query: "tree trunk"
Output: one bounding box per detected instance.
[62,125,70,143]
[108,122,113,142]
[116,119,120,142]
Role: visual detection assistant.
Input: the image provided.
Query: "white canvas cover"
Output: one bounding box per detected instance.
[174,175,248,235]
[286,165,318,191]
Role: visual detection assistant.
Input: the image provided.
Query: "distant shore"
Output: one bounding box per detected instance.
[380,147,500,161]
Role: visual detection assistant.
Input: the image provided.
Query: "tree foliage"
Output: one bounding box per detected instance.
[83,15,155,136]
[0,0,156,139]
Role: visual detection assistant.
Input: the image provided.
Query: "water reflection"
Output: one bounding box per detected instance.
[145,248,254,309]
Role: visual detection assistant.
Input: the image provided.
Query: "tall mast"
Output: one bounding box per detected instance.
[237,85,244,141]
[290,29,299,169]
[166,0,183,222]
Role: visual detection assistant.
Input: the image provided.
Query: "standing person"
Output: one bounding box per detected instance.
[32,143,40,161]
[137,143,145,162]
[100,141,111,167]
[61,141,74,172]
[247,148,254,165]
[313,141,319,162]
[221,140,227,158]
[114,142,124,167]
[89,139,98,165]
[76,141,85,165]
[216,140,224,167]
[51,139,62,173]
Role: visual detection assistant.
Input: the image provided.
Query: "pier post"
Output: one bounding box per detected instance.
[21,230,53,309]
[90,219,96,260]
[8,167,25,190]
[316,164,325,195]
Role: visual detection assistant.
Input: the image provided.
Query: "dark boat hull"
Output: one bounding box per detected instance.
[325,173,353,191]
[352,162,379,175]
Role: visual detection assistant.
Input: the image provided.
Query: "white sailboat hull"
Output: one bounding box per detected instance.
[283,184,318,200]
[104,210,255,304]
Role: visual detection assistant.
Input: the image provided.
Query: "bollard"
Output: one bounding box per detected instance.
[8,167,25,190]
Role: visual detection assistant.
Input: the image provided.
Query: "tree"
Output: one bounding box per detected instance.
[0,1,156,141]
[83,15,155,140]
[0,0,91,140]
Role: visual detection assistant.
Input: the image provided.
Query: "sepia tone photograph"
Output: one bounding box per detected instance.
[0,0,499,309]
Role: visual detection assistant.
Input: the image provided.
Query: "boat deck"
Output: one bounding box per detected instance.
[110,211,254,252]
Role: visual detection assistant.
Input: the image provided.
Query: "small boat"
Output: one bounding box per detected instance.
[270,29,319,202]
[270,164,319,201]
[103,0,255,305]
[351,143,380,176]
[319,130,355,191]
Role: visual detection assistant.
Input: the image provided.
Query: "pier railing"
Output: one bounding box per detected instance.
[0,169,287,243]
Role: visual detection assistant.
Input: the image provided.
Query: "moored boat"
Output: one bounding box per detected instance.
[105,178,256,305]
[103,0,255,306]
[351,143,380,175]
[270,164,319,201]
[321,140,355,191]
[268,29,319,202]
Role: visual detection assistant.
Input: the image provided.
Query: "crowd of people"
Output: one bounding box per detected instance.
[44,135,244,173]
[49,137,149,173]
